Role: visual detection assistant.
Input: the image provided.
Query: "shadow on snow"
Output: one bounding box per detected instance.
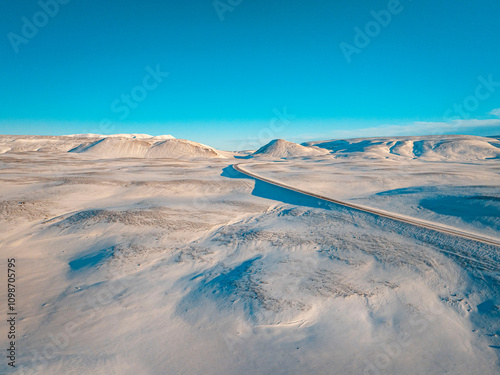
[221,165,340,211]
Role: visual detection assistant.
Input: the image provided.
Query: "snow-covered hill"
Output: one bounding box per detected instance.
[0,134,226,159]
[252,139,328,158]
[69,137,152,158]
[145,139,225,159]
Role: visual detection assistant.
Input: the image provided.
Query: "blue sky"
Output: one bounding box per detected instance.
[1,0,500,150]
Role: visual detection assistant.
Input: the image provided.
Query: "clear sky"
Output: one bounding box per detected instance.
[1,0,500,150]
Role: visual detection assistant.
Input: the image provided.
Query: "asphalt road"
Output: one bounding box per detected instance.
[234,163,500,248]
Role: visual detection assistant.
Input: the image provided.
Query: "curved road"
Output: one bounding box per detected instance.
[234,163,500,248]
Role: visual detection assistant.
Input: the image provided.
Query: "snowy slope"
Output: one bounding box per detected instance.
[69,137,152,158]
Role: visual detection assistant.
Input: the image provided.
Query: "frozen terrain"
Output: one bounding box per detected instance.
[0,134,499,375]
[250,136,500,239]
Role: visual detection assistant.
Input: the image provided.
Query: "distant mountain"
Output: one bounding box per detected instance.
[145,139,225,159]
[1,134,499,161]
[251,139,328,158]
[303,135,500,161]
[71,137,225,159]
[0,134,226,159]
[0,135,98,153]
[69,137,152,158]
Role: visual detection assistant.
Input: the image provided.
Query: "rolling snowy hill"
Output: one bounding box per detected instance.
[1,134,499,162]
[145,139,226,159]
[303,134,500,161]
[0,135,226,159]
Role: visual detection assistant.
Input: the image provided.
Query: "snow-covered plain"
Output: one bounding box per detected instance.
[0,134,499,374]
